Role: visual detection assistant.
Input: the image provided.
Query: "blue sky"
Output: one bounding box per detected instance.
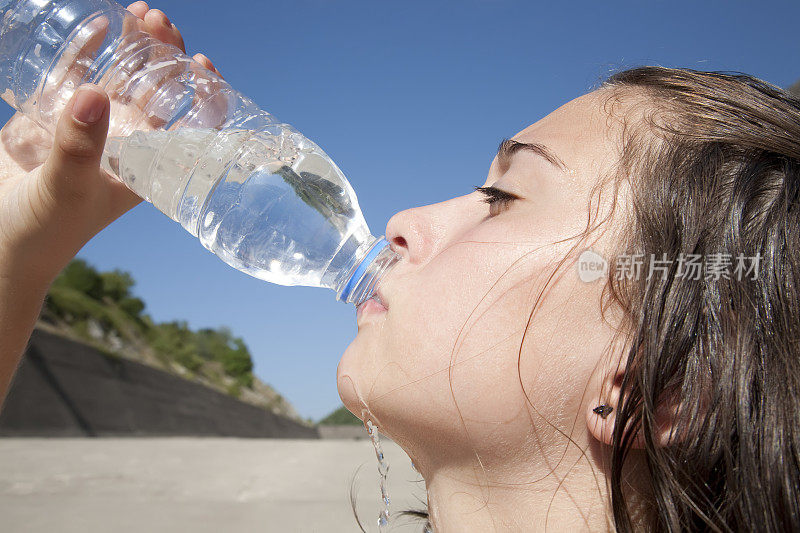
[3,0,798,420]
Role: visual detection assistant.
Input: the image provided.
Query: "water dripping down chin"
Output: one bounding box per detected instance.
[362,408,391,530]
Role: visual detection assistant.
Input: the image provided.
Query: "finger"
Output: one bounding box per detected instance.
[169,22,186,53]
[127,5,186,53]
[193,53,213,71]
[39,84,109,206]
[193,53,222,78]
[143,9,185,52]
[126,1,149,18]
[119,4,147,53]
[20,85,138,283]
[122,2,146,38]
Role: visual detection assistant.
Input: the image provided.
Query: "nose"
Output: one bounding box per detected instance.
[385,207,429,264]
[384,196,467,265]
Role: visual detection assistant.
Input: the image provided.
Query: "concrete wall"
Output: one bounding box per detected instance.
[0,329,318,438]
[318,425,393,441]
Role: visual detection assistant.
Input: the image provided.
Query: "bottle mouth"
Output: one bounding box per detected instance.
[338,237,399,307]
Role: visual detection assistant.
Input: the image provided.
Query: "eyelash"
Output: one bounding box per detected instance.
[473,185,521,217]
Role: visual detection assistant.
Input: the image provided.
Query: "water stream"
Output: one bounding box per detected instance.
[363,411,390,531]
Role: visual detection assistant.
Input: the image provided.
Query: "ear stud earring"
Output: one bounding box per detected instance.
[592,405,614,419]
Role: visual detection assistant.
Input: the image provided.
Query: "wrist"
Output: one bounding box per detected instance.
[0,264,52,408]
[0,253,58,293]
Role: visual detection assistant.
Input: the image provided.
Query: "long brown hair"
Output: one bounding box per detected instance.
[601,66,800,531]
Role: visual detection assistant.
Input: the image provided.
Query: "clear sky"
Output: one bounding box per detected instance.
[3,0,798,420]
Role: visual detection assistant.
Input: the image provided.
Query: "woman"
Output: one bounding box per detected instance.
[341,69,800,530]
[0,4,798,532]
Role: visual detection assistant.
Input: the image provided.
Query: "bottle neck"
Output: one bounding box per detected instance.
[336,236,399,307]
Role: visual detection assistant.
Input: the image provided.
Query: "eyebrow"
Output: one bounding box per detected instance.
[496,138,568,173]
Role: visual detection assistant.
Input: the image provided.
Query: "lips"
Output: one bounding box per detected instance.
[356,288,388,318]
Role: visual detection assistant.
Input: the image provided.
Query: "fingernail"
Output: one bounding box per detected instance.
[158,11,170,26]
[72,87,104,124]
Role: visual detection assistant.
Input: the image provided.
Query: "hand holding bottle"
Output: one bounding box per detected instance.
[0,1,218,285]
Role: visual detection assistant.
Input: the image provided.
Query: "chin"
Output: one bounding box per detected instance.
[336,333,377,422]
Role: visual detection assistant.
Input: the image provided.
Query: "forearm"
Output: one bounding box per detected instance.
[0,274,50,408]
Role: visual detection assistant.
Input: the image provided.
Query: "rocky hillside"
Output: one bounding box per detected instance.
[38,259,308,426]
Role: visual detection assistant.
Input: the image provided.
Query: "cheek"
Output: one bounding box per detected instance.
[337,243,511,431]
[336,226,591,444]
[347,246,542,432]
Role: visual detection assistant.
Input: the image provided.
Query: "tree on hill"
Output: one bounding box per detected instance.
[318,405,362,425]
[50,260,147,321]
[196,327,254,387]
[100,269,135,301]
[53,259,104,300]
[100,269,146,318]
[149,321,204,372]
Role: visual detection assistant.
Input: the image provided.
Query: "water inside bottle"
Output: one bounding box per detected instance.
[102,127,372,288]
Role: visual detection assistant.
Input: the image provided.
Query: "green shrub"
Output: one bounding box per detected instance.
[100,270,135,302]
[72,319,91,340]
[196,328,254,386]
[218,339,253,382]
[53,259,104,300]
[226,382,242,398]
[173,347,204,373]
[46,285,108,324]
[318,405,362,426]
[118,296,145,317]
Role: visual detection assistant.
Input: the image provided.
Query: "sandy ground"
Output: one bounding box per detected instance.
[0,438,428,533]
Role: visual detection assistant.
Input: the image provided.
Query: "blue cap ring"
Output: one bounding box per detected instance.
[339,237,389,303]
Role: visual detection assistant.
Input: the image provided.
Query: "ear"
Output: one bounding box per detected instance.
[585,367,683,449]
[585,370,624,447]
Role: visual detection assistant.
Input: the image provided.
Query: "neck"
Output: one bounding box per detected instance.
[421,457,612,533]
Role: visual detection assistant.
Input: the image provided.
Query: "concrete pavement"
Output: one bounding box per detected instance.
[0,438,428,532]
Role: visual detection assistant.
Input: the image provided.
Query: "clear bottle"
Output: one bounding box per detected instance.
[0,0,398,306]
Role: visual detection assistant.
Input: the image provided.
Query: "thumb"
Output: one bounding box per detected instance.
[39,83,110,205]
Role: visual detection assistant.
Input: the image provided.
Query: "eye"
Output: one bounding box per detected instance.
[474,185,522,217]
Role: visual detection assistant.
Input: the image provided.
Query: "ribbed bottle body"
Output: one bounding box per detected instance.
[0,0,398,298]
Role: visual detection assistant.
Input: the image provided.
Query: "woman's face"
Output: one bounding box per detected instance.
[337,88,629,473]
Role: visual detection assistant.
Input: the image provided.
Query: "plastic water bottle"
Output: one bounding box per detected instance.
[0,0,398,307]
